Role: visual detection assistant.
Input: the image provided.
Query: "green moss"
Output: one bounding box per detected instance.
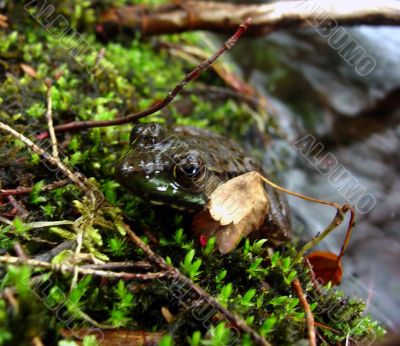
[0,1,385,345]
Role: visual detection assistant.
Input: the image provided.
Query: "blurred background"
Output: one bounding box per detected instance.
[226,25,400,329]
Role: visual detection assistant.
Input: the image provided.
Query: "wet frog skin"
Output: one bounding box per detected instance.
[116,123,291,245]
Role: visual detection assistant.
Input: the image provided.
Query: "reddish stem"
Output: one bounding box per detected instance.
[336,205,356,262]
[292,278,317,346]
[54,18,251,133]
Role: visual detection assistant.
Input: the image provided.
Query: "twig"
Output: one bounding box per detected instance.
[292,278,317,346]
[44,78,58,159]
[0,216,12,225]
[34,240,74,262]
[98,0,400,37]
[259,174,342,209]
[0,178,70,197]
[82,261,153,271]
[53,18,251,133]
[13,243,28,260]
[0,121,88,193]
[314,321,341,334]
[70,230,83,291]
[336,206,356,262]
[123,223,271,346]
[259,174,355,263]
[0,215,75,229]
[7,195,29,219]
[0,255,169,281]
[293,205,352,263]
[305,258,323,296]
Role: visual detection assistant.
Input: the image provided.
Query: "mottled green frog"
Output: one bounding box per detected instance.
[116,123,291,246]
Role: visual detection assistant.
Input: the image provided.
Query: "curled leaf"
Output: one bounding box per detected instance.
[20,63,37,78]
[307,251,342,286]
[193,172,269,254]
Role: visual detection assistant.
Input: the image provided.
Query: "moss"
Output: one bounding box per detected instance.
[0,1,385,345]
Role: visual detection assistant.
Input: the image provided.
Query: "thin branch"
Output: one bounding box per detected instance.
[305,258,323,296]
[53,18,251,133]
[123,223,271,346]
[98,0,400,37]
[71,230,83,291]
[0,178,70,197]
[292,278,317,346]
[0,255,169,281]
[82,261,153,271]
[259,174,341,209]
[336,206,356,262]
[0,121,89,193]
[44,79,58,159]
[259,173,355,263]
[19,220,74,229]
[7,195,29,219]
[293,206,349,263]
[0,216,12,225]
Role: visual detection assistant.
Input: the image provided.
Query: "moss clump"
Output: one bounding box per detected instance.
[0,1,385,345]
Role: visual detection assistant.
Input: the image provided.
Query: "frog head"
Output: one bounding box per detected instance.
[116,123,214,211]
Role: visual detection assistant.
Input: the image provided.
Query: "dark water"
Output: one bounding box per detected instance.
[229,27,400,329]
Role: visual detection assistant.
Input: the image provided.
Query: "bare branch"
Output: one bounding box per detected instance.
[0,121,89,193]
[259,173,355,263]
[0,255,169,281]
[0,178,70,197]
[292,278,317,346]
[53,18,251,133]
[82,261,153,271]
[123,223,271,346]
[98,0,400,37]
[44,79,58,159]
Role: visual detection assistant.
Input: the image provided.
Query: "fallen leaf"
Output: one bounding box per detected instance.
[0,14,8,28]
[192,172,269,254]
[20,63,37,78]
[208,171,267,225]
[161,306,175,323]
[307,251,342,286]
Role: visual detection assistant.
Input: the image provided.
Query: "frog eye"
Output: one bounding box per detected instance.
[173,154,206,189]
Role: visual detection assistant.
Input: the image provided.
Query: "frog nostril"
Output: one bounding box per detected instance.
[130,123,164,143]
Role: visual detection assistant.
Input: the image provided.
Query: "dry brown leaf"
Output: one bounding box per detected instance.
[161,306,175,323]
[208,171,267,225]
[307,251,343,286]
[20,63,37,78]
[193,171,269,254]
[0,14,8,28]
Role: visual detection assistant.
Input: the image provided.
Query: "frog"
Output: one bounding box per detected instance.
[116,123,291,246]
